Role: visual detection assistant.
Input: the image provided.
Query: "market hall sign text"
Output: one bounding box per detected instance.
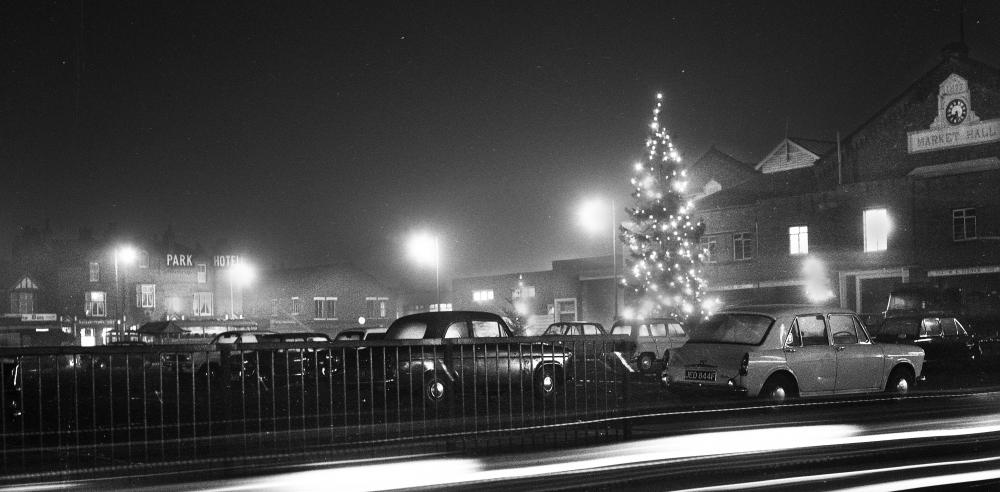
[908,73,1000,153]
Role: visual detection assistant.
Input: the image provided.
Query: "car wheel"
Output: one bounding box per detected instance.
[534,365,562,401]
[637,353,656,374]
[885,367,913,396]
[423,372,451,405]
[759,374,797,402]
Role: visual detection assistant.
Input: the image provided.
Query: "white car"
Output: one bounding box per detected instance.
[663,305,924,400]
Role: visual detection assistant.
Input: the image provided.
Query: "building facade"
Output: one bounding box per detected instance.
[689,45,1000,314]
[244,264,401,336]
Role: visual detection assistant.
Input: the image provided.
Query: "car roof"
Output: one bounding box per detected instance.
[547,321,604,327]
[717,304,856,317]
[611,316,681,325]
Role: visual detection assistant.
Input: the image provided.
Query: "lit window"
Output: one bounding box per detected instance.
[473,290,495,302]
[290,297,301,315]
[193,292,213,316]
[430,303,452,312]
[138,251,149,268]
[85,291,106,317]
[863,208,890,252]
[513,286,536,298]
[366,297,389,318]
[556,298,577,322]
[953,208,977,241]
[788,226,809,255]
[700,237,717,263]
[89,262,100,282]
[197,264,207,283]
[137,284,156,308]
[734,233,754,261]
[314,297,337,319]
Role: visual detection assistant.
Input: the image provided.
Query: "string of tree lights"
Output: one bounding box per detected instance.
[620,93,709,321]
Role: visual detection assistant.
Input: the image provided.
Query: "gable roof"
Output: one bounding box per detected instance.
[685,146,757,193]
[755,137,834,174]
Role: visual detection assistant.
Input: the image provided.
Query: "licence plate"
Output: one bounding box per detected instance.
[685,369,716,382]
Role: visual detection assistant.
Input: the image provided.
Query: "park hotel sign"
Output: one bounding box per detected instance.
[907,73,1000,153]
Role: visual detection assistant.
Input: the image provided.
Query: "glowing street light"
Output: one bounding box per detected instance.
[579,198,619,320]
[229,261,256,318]
[113,245,137,327]
[408,232,441,308]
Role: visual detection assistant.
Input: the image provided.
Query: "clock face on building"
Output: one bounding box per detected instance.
[946,98,967,125]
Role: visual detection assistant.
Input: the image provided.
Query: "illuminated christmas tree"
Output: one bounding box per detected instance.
[621,93,707,320]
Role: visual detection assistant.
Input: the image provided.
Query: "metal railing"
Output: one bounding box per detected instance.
[0,336,635,478]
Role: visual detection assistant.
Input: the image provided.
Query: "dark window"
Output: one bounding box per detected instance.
[953,208,976,241]
[734,233,754,261]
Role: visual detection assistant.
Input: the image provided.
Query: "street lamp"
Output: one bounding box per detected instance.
[229,262,256,318]
[579,198,619,320]
[113,245,137,328]
[408,232,441,309]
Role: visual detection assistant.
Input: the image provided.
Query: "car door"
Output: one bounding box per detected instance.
[783,315,836,395]
[830,314,883,392]
[647,322,668,359]
[471,317,515,388]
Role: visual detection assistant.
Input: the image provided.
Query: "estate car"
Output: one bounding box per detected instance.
[663,305,924,401]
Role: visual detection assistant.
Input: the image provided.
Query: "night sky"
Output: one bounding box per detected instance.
[3,1,1000,288]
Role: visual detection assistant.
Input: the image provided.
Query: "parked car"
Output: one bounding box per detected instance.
[93,340,154,372]
[162,330,274,377]
[609,317,688,374]
[384,311,573,404]
[870,316,980,369]
[542,322,606,336]
[663,305,925,401]
[248,332,337,386]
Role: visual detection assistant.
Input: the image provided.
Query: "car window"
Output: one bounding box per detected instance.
[688,314,775,345]
[215,334,238,344]
[335,331,362,341]
[797,315,828,346]
[829,315,858,345]
[610,325,631,335]
[940,318,966,336]
[852,317,871,343]
[445,322,468,338]
[543,325,560,335]
[582,324,600,335]
[566,325,580,335]
[386,320,427,340]
[639,325,652,337]
[472,320,505,337]
[648,323,667,337]
[785,322,802,347]
[667,322,685,337]
[364,332,385,341]
[920,318,943,337]
[240,334,259,343]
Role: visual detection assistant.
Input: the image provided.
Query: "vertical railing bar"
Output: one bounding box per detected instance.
[142,351,149,461]
[368,344,375,442]
[270,351,276,449]
[191,351,198,460]
[125,352,133,462]
[55,355,62,460]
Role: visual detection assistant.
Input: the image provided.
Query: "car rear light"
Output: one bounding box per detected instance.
[739,353,749,376]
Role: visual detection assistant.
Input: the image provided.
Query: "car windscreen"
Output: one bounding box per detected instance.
[334,332,362,341]
[687,314,774,345]
[610,325,631,335]
[364,332,386,341]
[543,325,563,335]
[386,320,428,340]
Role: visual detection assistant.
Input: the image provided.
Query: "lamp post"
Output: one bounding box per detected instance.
[228,262,255,318]
[579,199,619,320]
[113,245,137,329]
[408,232,441,310]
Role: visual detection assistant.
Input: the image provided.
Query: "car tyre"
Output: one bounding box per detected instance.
[534,365,562,401]
[759,374,797,402]
[885,367,913,396]
[637,353,657,374]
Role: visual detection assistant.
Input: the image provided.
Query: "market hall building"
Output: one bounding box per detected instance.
[689,43,1000,315]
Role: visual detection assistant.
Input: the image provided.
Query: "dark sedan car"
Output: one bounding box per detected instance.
[385,311,573,405]
[871,316,979,369]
